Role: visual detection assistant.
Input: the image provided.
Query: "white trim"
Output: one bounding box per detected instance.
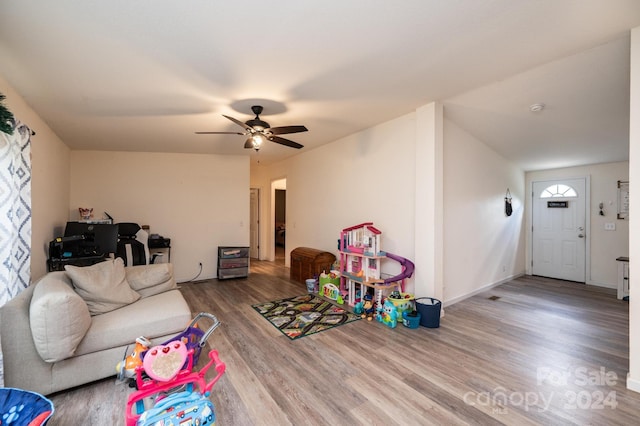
[627,373,640,394]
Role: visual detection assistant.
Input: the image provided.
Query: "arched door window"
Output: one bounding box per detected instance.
[539,184,577,198]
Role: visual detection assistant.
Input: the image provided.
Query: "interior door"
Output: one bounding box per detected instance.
[249,188,259,259]
[532,178,586,282]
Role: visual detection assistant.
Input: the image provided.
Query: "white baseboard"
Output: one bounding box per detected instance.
[444,272,525,307]
[627,373,640,394]
[586,279,617,289]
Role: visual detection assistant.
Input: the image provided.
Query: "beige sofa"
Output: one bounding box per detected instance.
[0,259,192,395]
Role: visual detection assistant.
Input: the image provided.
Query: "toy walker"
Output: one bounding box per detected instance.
[117,312,220,383]
[125,349,226,426]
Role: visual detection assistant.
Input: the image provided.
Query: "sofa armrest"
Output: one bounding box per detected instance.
[125,263,177,298]
[1,281,54,393]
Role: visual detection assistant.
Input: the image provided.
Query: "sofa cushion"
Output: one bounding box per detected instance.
[30,272,92,362]
[73,289,191,356]
[65,258,140,315]
[126,263,177,298]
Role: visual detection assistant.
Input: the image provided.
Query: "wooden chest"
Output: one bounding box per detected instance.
[290,247,336,284]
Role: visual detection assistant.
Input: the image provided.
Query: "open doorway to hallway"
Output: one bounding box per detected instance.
[273,178,286,265]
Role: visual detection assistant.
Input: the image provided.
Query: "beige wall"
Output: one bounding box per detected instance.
[443,119,526,303]
[526,162,629,288]
[70,151,250,282]
[0,74,71,281]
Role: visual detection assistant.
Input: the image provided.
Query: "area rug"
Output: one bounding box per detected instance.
[252,294,361,340]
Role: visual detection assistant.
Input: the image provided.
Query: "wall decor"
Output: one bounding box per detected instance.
[504,188,513,217]
[617,180,629,220]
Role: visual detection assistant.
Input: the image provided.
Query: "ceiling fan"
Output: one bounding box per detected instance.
[196,105,307,151]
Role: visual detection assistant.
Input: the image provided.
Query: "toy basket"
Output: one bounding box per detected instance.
[0,387,54,426]
[387,292,415,318]
[415,297,442,328]
[402,310,421,329]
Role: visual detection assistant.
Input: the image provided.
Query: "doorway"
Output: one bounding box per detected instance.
[272,178,287,264]
[531,178,588,282]
[250,188,260,259]
[275,189,286,264]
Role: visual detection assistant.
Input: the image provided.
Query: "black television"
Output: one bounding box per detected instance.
[64,222,119,256]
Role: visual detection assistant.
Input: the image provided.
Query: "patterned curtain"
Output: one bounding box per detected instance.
[0,119,32,307]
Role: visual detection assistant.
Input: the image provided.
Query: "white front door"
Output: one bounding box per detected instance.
[532,178,587,282]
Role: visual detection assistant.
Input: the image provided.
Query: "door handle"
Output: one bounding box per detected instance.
[578,234,585,238]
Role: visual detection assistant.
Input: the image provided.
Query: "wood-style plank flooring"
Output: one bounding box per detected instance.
[48,260,640,425]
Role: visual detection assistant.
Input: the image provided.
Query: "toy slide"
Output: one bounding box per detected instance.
[382,252,415,284]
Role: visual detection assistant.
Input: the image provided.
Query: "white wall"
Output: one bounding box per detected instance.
[252,112,418,291]
[443,119,526,303]
[627,25,640,394]
[252,105,528,303]
[70,151,249,282]
[0,74,71,281]
[526,162,629,288]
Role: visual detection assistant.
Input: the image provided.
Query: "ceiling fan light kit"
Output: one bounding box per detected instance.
[196,105,308,151]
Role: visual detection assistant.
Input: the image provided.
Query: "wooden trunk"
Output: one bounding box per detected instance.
[290,247,336,284]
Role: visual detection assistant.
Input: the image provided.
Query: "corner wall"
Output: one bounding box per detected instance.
[0,74,70,282]
[443,119,526,303]
[251,104,527,303]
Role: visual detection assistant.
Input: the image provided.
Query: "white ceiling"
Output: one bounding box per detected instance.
[1,1,640,170]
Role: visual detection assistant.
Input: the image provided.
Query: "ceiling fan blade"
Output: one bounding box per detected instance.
[268,135,304,149]
[223,114,253,131]
[268,125,308,135]
[195,131,245,135]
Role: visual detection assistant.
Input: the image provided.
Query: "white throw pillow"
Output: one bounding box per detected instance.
[30,272,92,362]
[65,258,140,315]
[126,263,177,298]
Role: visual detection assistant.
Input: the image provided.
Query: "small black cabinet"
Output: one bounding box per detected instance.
[217,246,249,279]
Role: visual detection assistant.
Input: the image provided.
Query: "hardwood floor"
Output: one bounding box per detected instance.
[47,261,640,425]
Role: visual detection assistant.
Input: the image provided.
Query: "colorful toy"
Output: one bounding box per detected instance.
[353,300,364,315]
[142,340,188,382]
[319,270,341,295]
[117,336,151,380]
[361,294,375,321]
[118,313,220,388]
[146,312,220,369]
[376,298,398,328]
[321,282,340,301]
[339,222,415,309]
[126,349,226,426]
[387,291,415,319]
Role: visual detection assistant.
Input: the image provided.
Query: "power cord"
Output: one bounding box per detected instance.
[181,262,203,283]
